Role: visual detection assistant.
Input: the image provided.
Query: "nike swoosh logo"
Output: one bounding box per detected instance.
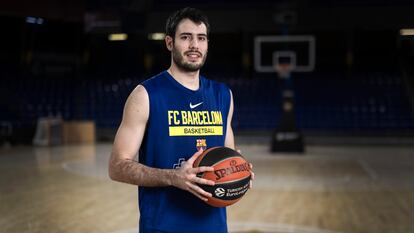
[190,102,203,109]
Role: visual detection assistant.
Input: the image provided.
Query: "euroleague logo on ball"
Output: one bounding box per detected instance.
[230,160,237,166]
[214,188,225,197]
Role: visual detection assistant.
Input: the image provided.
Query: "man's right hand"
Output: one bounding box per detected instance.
[171,149,216,202]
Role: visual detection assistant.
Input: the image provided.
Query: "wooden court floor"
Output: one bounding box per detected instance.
[1,141,414,233]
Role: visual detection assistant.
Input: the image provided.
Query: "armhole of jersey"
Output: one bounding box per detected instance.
[225,84,232,121]
[137,83,150,164]
[228,87,232,114]
[223,84,232,139]
[139,83,151,128]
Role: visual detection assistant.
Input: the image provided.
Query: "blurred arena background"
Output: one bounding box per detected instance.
[0,1,414,233]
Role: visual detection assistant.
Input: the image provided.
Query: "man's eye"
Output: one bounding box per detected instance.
[199,37,207,41]
[181,36,189,40]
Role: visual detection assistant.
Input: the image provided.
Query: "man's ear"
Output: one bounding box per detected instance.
[165,35,173,51]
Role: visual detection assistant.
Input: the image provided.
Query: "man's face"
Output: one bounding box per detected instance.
[167,19,208,72]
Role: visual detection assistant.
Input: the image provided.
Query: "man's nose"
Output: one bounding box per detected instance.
[189,37,199,49]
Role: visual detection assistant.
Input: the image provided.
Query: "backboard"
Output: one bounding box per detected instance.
[254,35,316,73]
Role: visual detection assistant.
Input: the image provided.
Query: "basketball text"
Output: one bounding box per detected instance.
[214,162,250,180]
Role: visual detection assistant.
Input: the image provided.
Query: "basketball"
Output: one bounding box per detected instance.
[193,147,251,207]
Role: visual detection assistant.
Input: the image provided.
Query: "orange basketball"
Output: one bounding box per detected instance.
[193,147,251,207]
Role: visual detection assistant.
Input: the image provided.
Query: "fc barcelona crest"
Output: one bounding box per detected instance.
[196,139,207,150]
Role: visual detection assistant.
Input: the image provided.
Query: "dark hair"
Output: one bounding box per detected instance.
[165,7,210,38]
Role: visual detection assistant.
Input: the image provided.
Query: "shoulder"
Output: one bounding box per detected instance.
[141,71,168,90]
[201,76,232,108]
[201,76,231,93]
[126,84,149,115]
[130,84,148,101]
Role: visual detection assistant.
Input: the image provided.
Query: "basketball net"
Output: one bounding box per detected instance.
[275,63,293,79]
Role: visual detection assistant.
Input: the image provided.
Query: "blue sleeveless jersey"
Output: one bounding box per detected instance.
[139,71,231,233]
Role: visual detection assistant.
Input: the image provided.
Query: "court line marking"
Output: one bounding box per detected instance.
[229,221,344,233]
[111,222,344,233]
[356,158,379,180]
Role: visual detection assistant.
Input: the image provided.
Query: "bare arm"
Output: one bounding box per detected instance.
[225,90,235,149]
[225,89,254,188]
[108,85,215,200]
[108,85,171,186]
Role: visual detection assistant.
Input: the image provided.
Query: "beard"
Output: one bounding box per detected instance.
[172,46,207,72]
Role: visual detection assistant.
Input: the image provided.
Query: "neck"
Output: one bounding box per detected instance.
[167,64,200,91]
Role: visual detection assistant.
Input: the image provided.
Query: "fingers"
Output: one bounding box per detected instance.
[188,166,215,185]
[186,181,212,201]
[188,182,212,197]
[249,163,254,189]
[191,166,214,174]
[187,148,204,164]
[192,176,215,186]
[249,174,254,189]
[187,188,208,202]
[249,163,254,179]
[249,163,255,180]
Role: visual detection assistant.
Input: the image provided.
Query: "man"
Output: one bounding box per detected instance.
[109,7,253,233]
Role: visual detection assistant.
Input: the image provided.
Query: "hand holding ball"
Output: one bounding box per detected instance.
[193,147,251,207]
